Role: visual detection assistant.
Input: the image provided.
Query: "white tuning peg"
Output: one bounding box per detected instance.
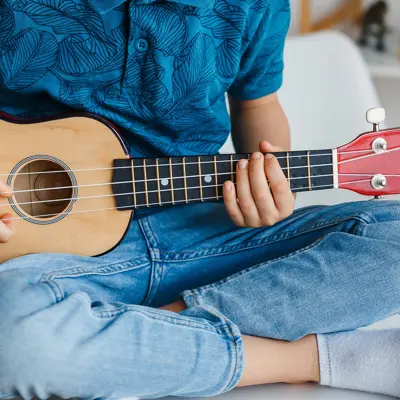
[366,108,386,131]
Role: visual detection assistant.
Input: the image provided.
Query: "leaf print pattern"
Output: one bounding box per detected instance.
[0,28,57,90]
[56,35,116,74]
[124,53,171,114]
[217,39,241,77]
[196,0,247,40]
[13,0,110,43]
[172,33,216,104]
[0,0,14,43]
[0,0,290,156]
[132,3,186,57]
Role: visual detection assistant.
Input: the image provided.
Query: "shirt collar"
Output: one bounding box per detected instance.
[88,0,214,15]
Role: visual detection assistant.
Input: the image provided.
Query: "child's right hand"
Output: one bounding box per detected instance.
[0,180,16,243]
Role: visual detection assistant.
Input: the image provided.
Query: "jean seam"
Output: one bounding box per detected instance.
[185,302,243,393]
[223,333,242,393]
[156,215,371,262]
[43,279,64,302]
[142,261,164,306]
[213,311,243,393]
[138,217,161,260]
[40,258,149,281]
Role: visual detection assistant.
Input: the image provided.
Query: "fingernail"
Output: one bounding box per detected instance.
[239,159,248,169]
[224,181,233,192]
[251,152,261,160]
[265,154,274,160]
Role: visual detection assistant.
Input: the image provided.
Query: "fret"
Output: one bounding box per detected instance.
[156,158,161,206]
[230,154,234,183]
[199,156,218,200]
[171,157,186,204]
[286,152,290,187]
[157,157,173,206]
[131,159,137,208]
[169,158,175,205]
[132,159,147,207]
[307,151,312,191]
[286,151,309,192]
[143,159,149,207]
[198,156,203,202]
[214,156,219,200]
[184,156,201,202]
[142,159,159,207]
[275,152,288,173]
[309,150,334,191]
[216,155,234,198]
[183,157,188,203]
[230,154,250,185]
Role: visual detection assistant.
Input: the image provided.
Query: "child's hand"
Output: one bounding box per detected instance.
[223,141,295,228]
[0,180,16,243]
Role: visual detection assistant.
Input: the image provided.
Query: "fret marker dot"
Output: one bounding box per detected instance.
[204,175,213,183]
[161,178,169,187]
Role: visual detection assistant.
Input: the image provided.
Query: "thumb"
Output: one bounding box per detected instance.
[259,141,283,154]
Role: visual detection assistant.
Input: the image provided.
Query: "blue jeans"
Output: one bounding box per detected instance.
[1,201,400,399]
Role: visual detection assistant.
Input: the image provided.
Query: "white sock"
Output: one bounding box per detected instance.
[318,329,400,397]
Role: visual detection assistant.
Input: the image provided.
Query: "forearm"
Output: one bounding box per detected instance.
[229,94,291,153]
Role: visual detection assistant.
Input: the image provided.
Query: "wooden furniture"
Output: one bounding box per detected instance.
[300,0,362,34]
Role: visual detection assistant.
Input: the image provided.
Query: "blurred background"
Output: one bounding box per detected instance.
[289,0,400,128]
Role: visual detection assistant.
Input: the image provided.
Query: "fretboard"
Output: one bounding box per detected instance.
[112,150,334,210]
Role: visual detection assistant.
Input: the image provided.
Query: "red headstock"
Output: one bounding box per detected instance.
[337,126,400,197]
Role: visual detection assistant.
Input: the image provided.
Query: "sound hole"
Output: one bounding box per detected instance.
[13,160,73,219]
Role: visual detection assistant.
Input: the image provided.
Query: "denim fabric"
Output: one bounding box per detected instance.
[1,200,400,399]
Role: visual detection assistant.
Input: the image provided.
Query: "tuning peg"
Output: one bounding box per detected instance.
[366,108,386,131]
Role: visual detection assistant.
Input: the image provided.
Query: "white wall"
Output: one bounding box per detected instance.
[289,0,400,128]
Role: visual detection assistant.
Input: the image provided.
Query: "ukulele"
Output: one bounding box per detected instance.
[0,108,398,262]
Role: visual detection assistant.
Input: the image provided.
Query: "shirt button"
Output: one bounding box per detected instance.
[135,38,149,53]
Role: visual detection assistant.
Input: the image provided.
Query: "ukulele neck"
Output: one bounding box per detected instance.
[112,150,336,210]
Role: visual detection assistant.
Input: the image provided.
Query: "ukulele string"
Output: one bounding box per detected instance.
[0,146,393,179]
[0,173,393,209]
[3,168,400,199]
[0,152,336,178]
[0,179,374,222]
[2,167,334,196]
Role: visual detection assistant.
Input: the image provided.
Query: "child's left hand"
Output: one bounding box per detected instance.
[223,141,295,228]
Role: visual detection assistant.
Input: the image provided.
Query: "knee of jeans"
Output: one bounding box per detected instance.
[0,274,58,395]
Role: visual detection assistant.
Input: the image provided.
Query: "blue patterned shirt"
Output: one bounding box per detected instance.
[0,0,290,157]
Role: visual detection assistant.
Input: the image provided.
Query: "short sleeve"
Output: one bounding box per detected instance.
[228,0,290,100]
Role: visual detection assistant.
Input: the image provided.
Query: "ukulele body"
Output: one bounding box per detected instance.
[0,113,132,263]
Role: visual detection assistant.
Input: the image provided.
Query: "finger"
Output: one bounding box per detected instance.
[223,181,245,227]
[0,214,16,243]
[0,180,13,198]
[249,152,276,223]
[259,140,282,154]
[236,158,261,227]
[264,154,294,218]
